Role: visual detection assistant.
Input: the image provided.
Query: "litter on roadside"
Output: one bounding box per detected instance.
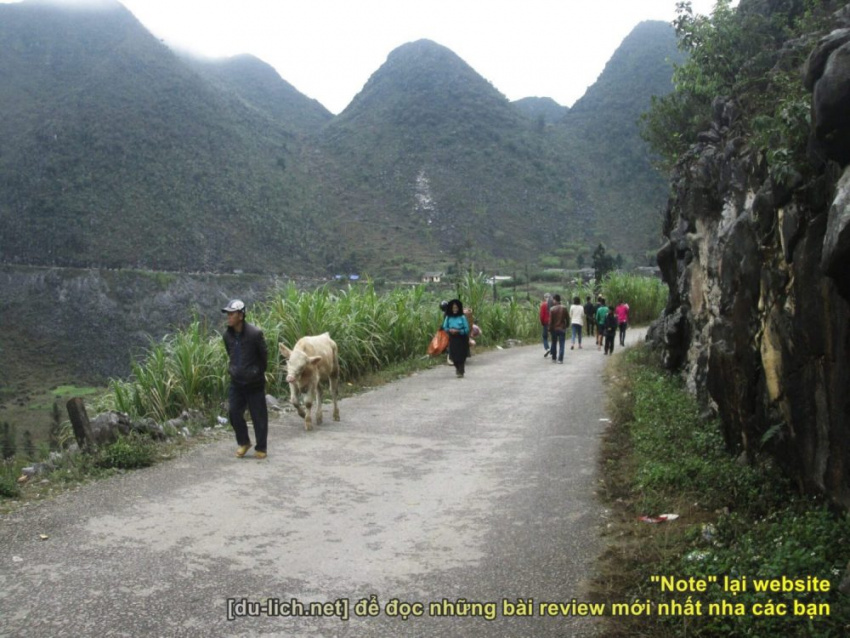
[638,513,680,523]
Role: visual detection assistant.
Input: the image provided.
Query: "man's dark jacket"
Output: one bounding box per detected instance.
[223,322,268,389]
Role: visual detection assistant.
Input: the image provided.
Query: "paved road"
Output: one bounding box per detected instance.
[0,328,646,637]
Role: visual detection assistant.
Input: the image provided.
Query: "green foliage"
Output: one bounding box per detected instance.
[107,319,226,422]
[601,272,668,324]
[49,403,63,451]
[673,504,850,637]
[750,72,812,187]
[102,280,539,421]
[96,433,157,470]
[626,360,769,514]
[51,385,99,397]
[21,431,35,459]
[1,422,16,460]
[642,0,826,175]
[0,461,21,498]
[602,344,850,637]
[592,244,618,282]
[0,4,682,275]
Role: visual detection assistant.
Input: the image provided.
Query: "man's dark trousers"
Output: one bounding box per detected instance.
[229,383,268,452]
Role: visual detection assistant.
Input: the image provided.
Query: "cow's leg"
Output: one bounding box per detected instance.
[303,381,316,431]
[315,379,325,425]
[290,383,306,418]
[330,369,340,422]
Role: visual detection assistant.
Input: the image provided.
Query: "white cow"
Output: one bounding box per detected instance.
[278,333,340,430]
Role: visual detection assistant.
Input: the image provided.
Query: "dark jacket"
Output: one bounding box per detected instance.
[549,304,568,332]
[223,322,268,389]
[603,311,618,336]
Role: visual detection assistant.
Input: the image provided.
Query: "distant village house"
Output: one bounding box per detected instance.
[422,271,443,283]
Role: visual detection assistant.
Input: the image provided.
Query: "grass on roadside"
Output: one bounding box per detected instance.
[595,343,850,638]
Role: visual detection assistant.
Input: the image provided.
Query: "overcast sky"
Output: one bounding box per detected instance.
[8,0,726,114]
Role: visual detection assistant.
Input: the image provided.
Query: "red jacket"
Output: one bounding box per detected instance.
[539,301,550,326]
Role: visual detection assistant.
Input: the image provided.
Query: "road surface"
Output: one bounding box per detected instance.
[0,329,646,637]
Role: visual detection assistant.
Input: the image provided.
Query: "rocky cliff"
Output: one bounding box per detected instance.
[649,6,850,507]
[0,266,286,381]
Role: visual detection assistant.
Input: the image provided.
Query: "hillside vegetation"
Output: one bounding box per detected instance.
[0,0,681,277]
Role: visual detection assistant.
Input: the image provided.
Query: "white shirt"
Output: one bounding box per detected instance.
[569,304,586,325]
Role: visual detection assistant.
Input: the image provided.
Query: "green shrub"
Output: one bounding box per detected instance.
[601,272,667,325]
[0,472,21,498]
[101,278,539,421]
[601,343,850,638]
[671,503,850,637]
[96,433,157,470]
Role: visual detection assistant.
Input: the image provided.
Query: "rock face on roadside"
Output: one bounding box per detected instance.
[648,13,850,507]
[0,267,286,381]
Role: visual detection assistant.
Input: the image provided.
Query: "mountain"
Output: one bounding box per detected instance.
[0,2,680,276]
[513,97,569,126]
[308,39,583,274]
[557,21,685,258]
[182,53,333,135]
[0,0,319,273]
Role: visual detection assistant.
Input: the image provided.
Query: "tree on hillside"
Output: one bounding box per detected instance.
[1,422,16,459]
[22,430,35,459]
[592,243,617,283]
[50,402,63,451]
[640,0,818,174]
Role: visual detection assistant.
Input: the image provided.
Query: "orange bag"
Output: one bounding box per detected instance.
[427,329,449,355]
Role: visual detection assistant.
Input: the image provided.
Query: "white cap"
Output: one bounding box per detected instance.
[221,299,245,313]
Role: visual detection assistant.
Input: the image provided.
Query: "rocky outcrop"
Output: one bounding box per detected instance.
[649,8,850,507]
[0,267,297,381]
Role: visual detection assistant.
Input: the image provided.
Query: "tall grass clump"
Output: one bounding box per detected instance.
[597,344,850,638]
[262,283,436,380]
[102,278,539,422]
[601,272,667,324]
[0,461,21,498]
[107,319,226,421]
[452,272,537,344]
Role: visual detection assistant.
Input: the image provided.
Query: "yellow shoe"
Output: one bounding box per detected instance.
[254,451,267,460]
[235,444,251,458]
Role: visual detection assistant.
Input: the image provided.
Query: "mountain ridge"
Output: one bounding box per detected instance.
[0,3,680,277]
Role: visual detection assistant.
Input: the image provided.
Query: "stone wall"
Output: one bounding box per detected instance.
[649,9,850,507]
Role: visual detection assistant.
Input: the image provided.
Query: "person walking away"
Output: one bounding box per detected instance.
[583,296,595,337]
[569,296,585,350]
[595,297,609,350]
[548,294,568,364]
[603,304,618,355]
[442,299,470,378]
[539,293,551,357]
[615,300,630,347]
[222,299,269,459]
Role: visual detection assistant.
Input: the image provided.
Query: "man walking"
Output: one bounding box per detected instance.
[595,297,609,350]
[548,294,568,364]
[222,299,269,459]
[584,295,595,337]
